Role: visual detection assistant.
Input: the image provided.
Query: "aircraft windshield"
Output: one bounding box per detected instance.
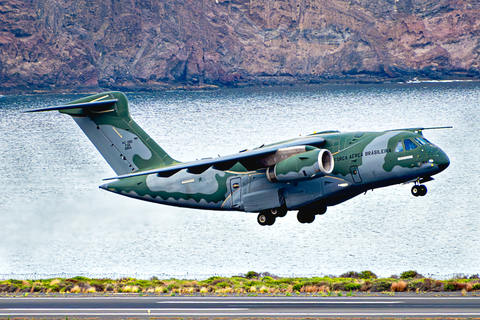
[414,137,432,146]
[404,139,417,151]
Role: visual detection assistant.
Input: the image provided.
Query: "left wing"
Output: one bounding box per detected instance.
[104,136,326,180]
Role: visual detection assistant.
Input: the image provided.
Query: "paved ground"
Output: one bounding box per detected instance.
[1,295,480,319]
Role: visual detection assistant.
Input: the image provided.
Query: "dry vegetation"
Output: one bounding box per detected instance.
[1,270,479,295]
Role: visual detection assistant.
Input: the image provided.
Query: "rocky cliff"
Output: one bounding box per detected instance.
[1,0,479,93]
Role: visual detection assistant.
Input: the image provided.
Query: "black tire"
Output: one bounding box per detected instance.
[273,206,288,217]
[267,216,276,225]
[317,206,327,215]
[411,185,420,197]
[257,212,275,226]
[304,214,315,223]
[419,185,427,196]
[297,211,305,223]
[297,211,315,224]
[257,213,269,226]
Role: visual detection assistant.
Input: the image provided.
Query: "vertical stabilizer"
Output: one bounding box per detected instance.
[28,92,179,175]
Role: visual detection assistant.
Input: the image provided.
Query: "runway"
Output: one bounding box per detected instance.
[1,296,480,318]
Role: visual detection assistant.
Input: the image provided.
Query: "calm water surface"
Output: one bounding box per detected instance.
[0,83,479,279]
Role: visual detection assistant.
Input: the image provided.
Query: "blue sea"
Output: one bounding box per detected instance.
[1,82,479,280]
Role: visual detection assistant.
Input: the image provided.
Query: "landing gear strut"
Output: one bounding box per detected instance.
[411,184,427,197]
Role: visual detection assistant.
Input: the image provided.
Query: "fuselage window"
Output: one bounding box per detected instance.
[404,139,417,151]
[395,141,404,153]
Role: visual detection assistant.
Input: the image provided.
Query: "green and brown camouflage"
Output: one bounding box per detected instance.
[28,92,450,226]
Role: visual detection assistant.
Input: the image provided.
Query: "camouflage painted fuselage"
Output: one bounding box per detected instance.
[102,130,449,213]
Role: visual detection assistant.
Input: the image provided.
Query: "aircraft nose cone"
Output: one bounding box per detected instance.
[436,149,450,172]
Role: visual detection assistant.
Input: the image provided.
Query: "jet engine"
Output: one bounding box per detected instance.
[266,149,334,183]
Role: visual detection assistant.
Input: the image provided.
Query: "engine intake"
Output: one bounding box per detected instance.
[267,149,334,183]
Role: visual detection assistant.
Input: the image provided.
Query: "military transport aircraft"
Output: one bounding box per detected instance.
[28,92,450,226]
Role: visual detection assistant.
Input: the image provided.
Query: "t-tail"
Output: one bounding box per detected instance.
[27,92,179,175]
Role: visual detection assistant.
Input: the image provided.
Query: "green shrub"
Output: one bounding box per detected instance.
[262,276,274,282]
[167,284,178,291]
[215,282,230,288]
[472,283,480,290]
[245,271,259,279]
[359,271,377,279]
[205,276,221,282]
[292,283,304,292]
[444,282,456,291]
[71,276,90,281]
[406,279,424,291]
[273,278,296,285]
[400,270,422,279]
[371,281,392,292]
[48,285,60,292]
[244,280,262,287]
[344,283,361,291]
[209,278,231,286]
[340,271,359,279]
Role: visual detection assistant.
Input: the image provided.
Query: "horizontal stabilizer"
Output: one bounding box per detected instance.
[25,99,118,113]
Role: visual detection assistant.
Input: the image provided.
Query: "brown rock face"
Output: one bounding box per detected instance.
[1,0,479,93]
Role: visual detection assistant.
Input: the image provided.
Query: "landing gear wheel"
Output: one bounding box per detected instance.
[271,205,288,218]
[419,185,427,196]
[257,212,276,226]
[411,185,420,197]
[317,206,327,215]
[412,184,427,197]
[297,211,315,224]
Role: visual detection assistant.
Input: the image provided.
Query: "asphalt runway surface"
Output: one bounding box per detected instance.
[1,295,480,319]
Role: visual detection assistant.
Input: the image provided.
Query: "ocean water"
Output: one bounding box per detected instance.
[0,82,479,280]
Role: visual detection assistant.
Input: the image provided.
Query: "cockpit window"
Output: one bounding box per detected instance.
[414,137,428,146]
[395,141,404,153]
[404,139,417,151]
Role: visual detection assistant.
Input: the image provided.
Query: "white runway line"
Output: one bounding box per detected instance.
[1,308,248,311]
[156,300,404,304]
[2,313,480,317]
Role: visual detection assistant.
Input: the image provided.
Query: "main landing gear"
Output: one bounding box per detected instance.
[257,205,327,226]
[257,205,288,226]
[411,184,427,197]
[297,206,327,224]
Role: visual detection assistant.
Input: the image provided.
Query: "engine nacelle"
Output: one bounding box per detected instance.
[266,149,334,183]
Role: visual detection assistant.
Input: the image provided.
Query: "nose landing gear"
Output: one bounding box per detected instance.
[411,184,427,197]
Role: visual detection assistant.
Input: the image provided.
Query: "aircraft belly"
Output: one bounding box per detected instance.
[284,176,352,210]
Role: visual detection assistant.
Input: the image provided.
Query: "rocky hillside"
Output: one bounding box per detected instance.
[1,0,479,93]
